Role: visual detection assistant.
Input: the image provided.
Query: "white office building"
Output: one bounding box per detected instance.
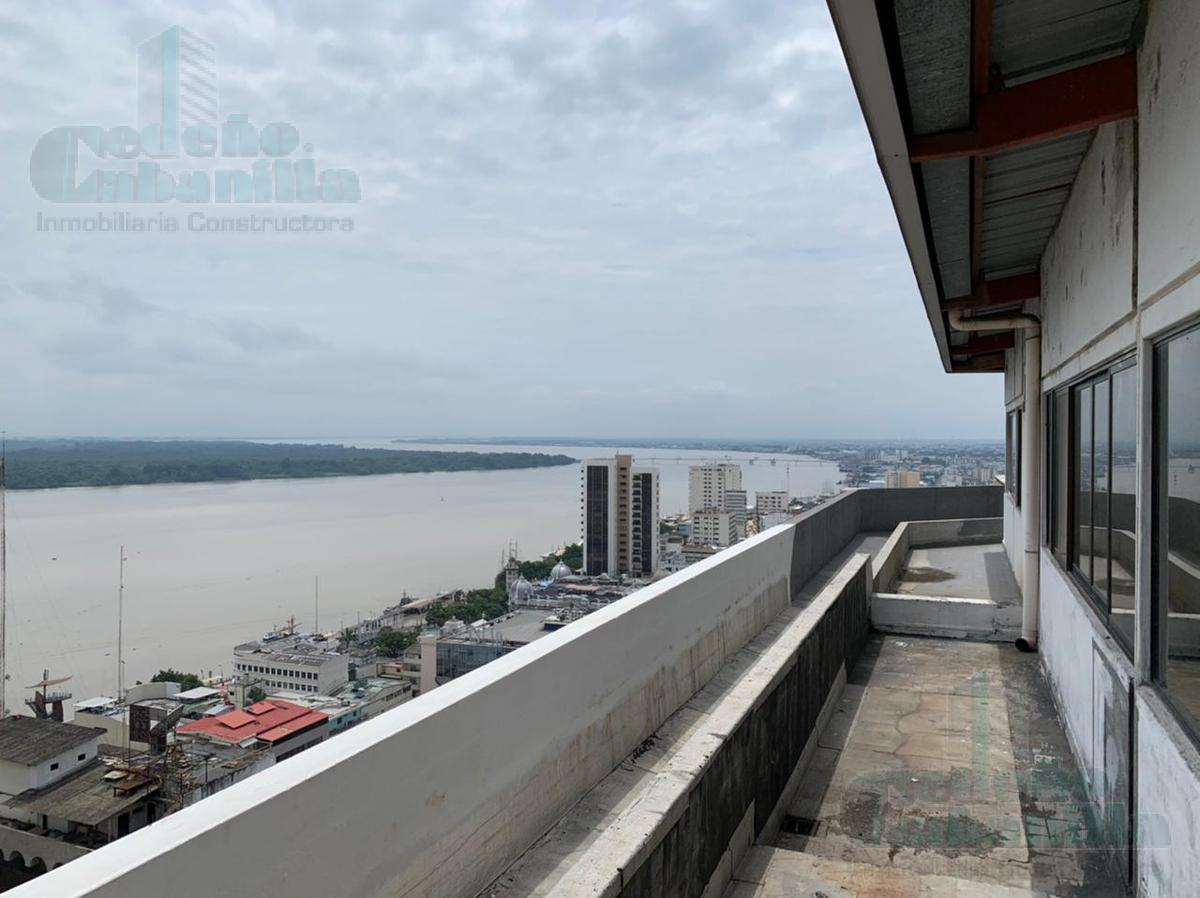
[755,490,789,515]
[233,640,350,696]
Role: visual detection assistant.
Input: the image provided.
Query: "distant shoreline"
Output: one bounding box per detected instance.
[2,440,577,491]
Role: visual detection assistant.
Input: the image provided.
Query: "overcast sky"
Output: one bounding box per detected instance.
[0,0,1002,441]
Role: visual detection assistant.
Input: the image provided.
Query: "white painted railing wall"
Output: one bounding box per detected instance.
[15,518,795,898]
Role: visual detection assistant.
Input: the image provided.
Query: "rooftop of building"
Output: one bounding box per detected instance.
[232,639,343,668]
[440,609,558,647]
[0,717,104,767]
[176,699,327,746]
[5,758,157,828]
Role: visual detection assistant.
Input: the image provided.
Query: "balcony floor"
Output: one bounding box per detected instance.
[732,634,1122,897]
[892,543,1020,604]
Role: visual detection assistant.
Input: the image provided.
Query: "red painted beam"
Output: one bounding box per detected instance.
[973,0,993,95]
[956,332,1016,356]
[951,352,1006,373]
[943,272,1040,311]
[911,53,1137,162]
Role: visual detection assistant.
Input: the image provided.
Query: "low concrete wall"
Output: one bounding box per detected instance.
[19,486,1003,898]
[871,517,1003,593]
[871,593,1021,641]
[0,826,90,870]
[857,486,1001,533]
[21,522,796,898]
[618,555,873,897]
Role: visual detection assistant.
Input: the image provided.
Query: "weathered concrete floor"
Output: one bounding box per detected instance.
[735,634,1123,898]
[895,544,1019,605]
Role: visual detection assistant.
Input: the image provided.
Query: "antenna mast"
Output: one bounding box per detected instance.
[314,575,320,635]
[117,545,125,701]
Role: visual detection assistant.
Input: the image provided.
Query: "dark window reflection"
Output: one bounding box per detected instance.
[1075,385,1092,581]
[1053,389,1070,566]
[1162,328,1200,731]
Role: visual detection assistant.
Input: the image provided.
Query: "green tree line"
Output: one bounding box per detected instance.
[1,440,575,489]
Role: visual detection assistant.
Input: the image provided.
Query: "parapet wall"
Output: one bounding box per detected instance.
[19,487,1001,898]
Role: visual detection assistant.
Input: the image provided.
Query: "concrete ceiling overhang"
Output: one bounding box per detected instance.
[827,0,1142,373]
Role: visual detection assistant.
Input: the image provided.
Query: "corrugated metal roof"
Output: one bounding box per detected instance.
[921,158,972,298]
[894,0,972,135]
[981,132,1092,278]
[0,716,103,766]
[886,0,1138,323]
[992,0,1141,85]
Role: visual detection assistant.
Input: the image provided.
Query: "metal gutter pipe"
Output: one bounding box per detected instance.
[948,309,1042,651]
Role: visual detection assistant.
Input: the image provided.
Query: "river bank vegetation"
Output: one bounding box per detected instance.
[2,440,576,489]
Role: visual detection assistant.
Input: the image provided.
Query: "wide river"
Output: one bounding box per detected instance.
[2,441,842,709]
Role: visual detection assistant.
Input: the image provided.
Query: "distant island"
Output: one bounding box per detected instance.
[2,440,577,490]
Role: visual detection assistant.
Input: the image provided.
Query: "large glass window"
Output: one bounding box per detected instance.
[1154,326,1200,734]
[1068,358,1135,654]
[1006,410,1021,504]
[1050,388,1070,566]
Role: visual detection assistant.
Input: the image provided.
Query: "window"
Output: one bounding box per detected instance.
[50,762,59,771]
[1048,388,1070,565]
[1153,324,1200,737]
[1006,410,1022,505]
[1067,357,1136,652]
[77,753,86,762]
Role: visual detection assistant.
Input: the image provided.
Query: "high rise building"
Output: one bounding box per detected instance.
[724,489,747,540]
[688,463,742,514]
[581,454,660,577]
[755,490,789,515]
[689,510,738,548]
[885,469,922,489]
[688,463,745,546]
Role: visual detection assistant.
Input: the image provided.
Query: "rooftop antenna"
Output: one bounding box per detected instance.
[1,432,7,719]
[314,575,320,635]
[118,545,127,701]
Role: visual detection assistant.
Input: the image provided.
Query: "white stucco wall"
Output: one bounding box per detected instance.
[1040,121,1136,382]
[1024,4,1200,892]
[1134,687,1200,897]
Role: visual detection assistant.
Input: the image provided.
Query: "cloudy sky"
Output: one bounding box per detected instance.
[0,0,1001,441]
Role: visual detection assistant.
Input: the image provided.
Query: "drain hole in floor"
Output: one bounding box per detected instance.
[780,815,821,836]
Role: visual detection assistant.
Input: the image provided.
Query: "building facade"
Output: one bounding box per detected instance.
[687,463,742,514]
[885,469,921,489]
[581,454,660,576]
[232,639,349,696]
[688,509,738,548]
[688,463,745,546]
[755,490,789,515]
[829,2,1200,892]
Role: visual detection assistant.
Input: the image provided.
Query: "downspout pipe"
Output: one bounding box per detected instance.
[947,309,1042,651]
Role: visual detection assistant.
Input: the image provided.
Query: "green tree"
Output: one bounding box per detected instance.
[247,686,267,704]
[151,669,204,691]
[374,628,417,658]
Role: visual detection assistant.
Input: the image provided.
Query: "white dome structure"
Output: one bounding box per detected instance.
[510,576,535,603]
[550,561,572,580]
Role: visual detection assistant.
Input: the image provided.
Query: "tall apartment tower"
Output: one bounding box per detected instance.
[688,463,745,545]
[688,463,743,513]
[581,454,660,577]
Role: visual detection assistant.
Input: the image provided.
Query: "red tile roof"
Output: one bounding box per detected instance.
[177,699,327,746]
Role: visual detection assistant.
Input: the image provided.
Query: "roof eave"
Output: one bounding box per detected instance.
[827,1,954,372]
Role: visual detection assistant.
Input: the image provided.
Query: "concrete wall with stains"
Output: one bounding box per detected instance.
[1026,2,1200,894]
[1040,121,1137,383]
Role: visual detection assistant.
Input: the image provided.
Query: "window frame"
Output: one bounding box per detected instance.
[1150,318,1200,746]
[1006,409,1022,506]
[1055,353,1137,656]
